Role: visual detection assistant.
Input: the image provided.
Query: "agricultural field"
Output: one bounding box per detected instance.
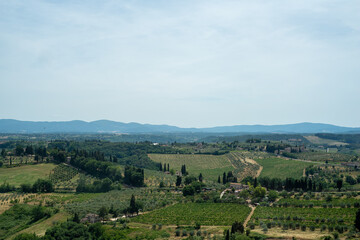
[64,189,183,217]
[144,169,177,187]
[255,157,316,179]
[294,151,355,163]
[134,203,251,226]
[148,154,235,181]
[0,163,56,187]
[251,206,357,229]
[227,152,261,180]
[276,196,360,208]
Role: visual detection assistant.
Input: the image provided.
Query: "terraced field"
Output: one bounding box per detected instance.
[255,158,316,179]
[148,154,235,181]
[134,203,251,226]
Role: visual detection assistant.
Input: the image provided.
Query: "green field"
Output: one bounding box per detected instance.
[0,164,57,187]
[255,158,315,179]
[134,203,251,226]
[148,154,235,181]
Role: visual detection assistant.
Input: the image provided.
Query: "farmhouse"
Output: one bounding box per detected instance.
[229,183,249,191]
[80,213,100,224]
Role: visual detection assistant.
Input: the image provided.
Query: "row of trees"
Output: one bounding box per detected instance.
[218,171,237,184]
[21,179,54,193]
[243,176,338,192]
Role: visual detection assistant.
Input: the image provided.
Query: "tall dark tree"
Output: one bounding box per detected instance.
[98,206,108,221]
[25,145,34,155]
[218,176,221,183]
[198,173,203,182]
[159,163,163,171]
[163,163,166,172]
[223,172,227,184]
[167,163,170,172]
[355,208,360,231]
[336,179,343,191]
[1,149,6,158]
[73,212,80,223]
[176,176,182,187]
[254,177,258,188]
[130,194,136,213]
[225,229,230,240]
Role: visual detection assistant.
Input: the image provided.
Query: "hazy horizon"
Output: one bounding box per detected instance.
[1,118,359,129]
[1,1,360,128]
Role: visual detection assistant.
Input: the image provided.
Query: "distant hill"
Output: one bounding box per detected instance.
[0,119,359,134]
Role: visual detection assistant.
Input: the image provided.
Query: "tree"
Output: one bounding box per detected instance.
[223,172,227,184]
[183,185,195,196]
[198,173,203,182]
[268,190,278,202]
[25,145,34,155]
[355,208,360,231]
[184,176,197,185]
[253,186,266,198]
[176,176,182,187]
[15,145,24,156]
[254,177,258,187]
[98,206,108,221]
[73,212,80,223]
[231,221,244,234]
[218,176,221,183]
[336,179,343,191]
[163,163,166,172]
[159,181,165,188]
[1,149,6,158]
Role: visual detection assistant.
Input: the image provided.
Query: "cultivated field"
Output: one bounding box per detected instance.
[0,163,56,187]
[148,154,235,181]
[134,203,251,226]
[251,206,356,228]
[255,158,315,179]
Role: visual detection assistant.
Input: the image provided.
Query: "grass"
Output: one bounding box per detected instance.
[0,163,57,187]
[134,203,251,226]
[148,154,235,181]
[255,158,316,179]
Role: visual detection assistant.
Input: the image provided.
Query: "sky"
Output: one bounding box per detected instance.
[1,0,360,128]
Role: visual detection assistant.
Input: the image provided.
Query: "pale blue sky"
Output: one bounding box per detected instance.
[1,0,359,127]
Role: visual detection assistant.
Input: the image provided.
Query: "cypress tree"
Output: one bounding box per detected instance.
[223,172,227,184]
[199,173,203,182]
[218,176,221,183]
[355,208,360,231]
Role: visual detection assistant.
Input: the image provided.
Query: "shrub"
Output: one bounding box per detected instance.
[301,225,306,231]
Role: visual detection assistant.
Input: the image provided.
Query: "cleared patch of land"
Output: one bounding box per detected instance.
[148,154,234,181]
[0,163,57,187]
[134,203,251,226]
[304,135,348,146]
[255,158,316,179]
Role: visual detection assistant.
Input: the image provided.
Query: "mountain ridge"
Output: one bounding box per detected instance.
[0,119,359,134]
